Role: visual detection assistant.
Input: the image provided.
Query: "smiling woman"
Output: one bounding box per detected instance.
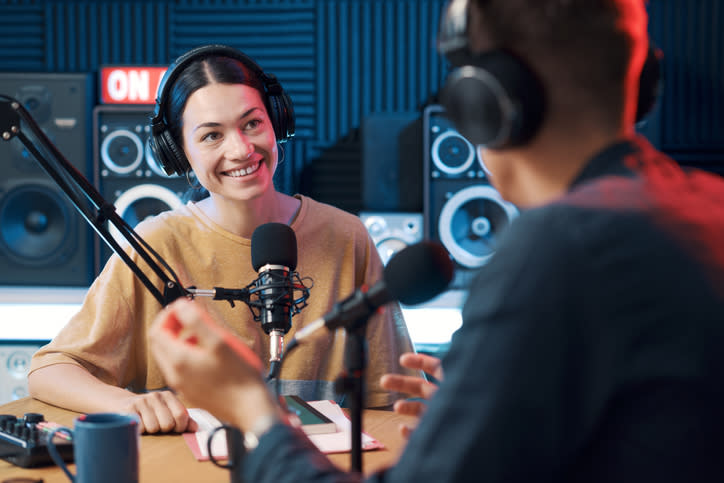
[27,45,419,434]
[180,83,279,215]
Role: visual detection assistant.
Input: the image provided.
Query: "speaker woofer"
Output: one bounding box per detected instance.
[438,185,517,268]
[0,185,73,265]
[108,184,183,245]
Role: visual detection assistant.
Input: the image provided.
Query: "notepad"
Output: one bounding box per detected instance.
[184,399,384,461]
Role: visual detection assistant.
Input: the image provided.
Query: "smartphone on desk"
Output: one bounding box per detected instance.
[282,396,338,435]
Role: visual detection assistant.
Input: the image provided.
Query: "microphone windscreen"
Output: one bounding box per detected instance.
[384,241,454,306]
[251,223,298,271]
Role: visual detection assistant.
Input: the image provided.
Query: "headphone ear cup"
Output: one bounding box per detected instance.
[441,50,545,149]
[266,94,284,141]
[266,91,295,142]
[149,128,189,176]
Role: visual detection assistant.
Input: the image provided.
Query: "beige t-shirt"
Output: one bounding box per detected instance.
[30,195,416,407]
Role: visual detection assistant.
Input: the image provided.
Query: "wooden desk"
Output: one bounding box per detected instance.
[0,397,414,482]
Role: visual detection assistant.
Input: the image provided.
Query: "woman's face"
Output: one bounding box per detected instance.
[181,82,278,202]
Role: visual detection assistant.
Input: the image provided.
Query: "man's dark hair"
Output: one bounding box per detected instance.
[471,0,648,126]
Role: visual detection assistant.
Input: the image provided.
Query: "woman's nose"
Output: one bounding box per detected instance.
[225,130,253,160]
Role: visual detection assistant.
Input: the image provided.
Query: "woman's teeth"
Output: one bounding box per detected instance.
[225,162,260,178]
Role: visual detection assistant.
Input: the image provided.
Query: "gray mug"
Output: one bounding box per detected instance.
[47,412,140,483]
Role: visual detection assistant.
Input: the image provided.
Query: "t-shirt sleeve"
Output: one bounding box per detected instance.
[29,252,146,389]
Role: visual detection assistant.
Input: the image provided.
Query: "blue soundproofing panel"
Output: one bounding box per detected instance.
[0,4,45,71]
[649,0,724,157]
[314,0,446,141]
[0,2,172,71]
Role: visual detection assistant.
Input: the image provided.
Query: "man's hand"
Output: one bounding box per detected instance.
[149,298,280,432]
[380,352,443,439]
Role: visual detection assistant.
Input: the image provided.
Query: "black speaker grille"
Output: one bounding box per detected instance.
[0,73,94,287]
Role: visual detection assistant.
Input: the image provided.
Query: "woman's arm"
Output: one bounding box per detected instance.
[28,363,197,433]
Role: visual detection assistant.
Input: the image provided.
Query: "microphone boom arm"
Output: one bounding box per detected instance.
[2,95,208,306]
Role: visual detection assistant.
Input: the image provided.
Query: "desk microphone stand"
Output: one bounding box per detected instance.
[335,319,370,474]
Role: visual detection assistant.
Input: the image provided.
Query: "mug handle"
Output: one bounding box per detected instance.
[207,424,245,470]
[46,427,75,482]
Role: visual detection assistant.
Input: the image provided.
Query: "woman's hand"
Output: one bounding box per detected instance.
[380,352,443,439]
[115,390,198,434]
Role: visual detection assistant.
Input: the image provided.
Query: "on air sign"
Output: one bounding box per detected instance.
[100,66,167,104]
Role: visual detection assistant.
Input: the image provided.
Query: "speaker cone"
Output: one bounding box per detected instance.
[0,185,72,264]
[438,185,517,268]
[109,184,183,244]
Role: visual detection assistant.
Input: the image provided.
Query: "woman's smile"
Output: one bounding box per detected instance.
[222,160,262,178]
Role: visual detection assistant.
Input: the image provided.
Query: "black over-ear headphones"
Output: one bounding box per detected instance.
[149,44,295,176]
[437,0,663,149]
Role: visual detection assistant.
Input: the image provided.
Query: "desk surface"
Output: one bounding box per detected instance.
[0,397,414,482]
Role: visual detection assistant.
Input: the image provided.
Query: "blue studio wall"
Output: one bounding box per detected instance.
[0,0,722,213]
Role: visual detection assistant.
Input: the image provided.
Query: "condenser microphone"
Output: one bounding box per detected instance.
[291,241,454,345]
[251,223,298,365]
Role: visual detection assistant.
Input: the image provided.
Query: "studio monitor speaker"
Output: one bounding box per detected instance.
[0,73,94,287]
[93,105,188,274]
[423,105,518,290]
[360,212,423,265]
[0,342,43,404]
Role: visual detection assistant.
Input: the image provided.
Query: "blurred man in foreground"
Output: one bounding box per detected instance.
[150,0,724,481]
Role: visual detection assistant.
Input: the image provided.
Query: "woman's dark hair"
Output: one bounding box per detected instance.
[164,55,268,201]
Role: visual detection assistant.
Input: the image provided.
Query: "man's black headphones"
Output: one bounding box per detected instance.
[149,44,295,176]
[437,0,663,149]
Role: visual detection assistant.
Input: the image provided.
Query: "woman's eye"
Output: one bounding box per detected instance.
[246,119,262,130]
[200,132,221,142]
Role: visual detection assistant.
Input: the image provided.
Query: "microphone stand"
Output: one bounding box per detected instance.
[282,289,379,474]
[336,323,368,474]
